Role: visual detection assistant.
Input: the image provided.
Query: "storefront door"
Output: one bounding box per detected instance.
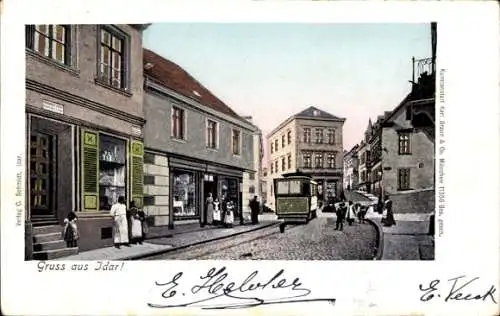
[29,132,56,219]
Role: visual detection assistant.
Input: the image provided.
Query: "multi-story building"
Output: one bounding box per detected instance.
[25,24,149,259]
[356,56,435,199]
[266,106,345,210]
[343,144,359,191]
[241,116,264,216]
[142,49,256,230]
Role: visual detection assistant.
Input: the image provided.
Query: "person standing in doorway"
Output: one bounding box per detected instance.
[249,196,260,225]
[205,192,214,225]
[129,201,143,244]
[110,196,129,248]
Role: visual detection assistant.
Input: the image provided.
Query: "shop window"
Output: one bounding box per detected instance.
[219,178,239,211]
[172,171,198,218]
[97,26,127,89]
[25,24,70,65]
[98,134,127,211]
[80,129,143,212]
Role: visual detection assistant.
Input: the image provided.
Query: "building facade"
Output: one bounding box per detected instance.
[241,116,264,216]
[266,106,345,210]
[356,57,435,198]
[25,24,149,259]
[142,49,256,230]
[343,144,359,190]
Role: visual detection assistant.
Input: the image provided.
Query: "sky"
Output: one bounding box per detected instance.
[143,23,432,159]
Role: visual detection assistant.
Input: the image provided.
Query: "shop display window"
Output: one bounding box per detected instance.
[172,171,198,217]
[99,134,126,210]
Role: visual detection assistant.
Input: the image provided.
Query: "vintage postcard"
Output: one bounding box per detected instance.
[1,0,499,315]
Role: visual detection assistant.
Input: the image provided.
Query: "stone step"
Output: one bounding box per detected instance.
[32,220,59,227]
[33,232,62,243]
[33,240,67,252]
[33,247,79,260]
[33,224,63,235]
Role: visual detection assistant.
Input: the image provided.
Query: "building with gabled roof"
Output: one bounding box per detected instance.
[142,48,257,230]
[265,106,345,210]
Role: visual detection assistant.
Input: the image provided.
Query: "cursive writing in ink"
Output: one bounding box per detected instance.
[148,267,335,309]
[445,275,497,303]
[419,279,440,302]
[419,275,497,304]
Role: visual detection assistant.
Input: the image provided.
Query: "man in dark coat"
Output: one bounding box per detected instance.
[335,202,346,231]
[249,196,260,225]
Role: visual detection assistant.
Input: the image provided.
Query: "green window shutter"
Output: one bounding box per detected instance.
[130,139,144,207]
[81,129,99,212]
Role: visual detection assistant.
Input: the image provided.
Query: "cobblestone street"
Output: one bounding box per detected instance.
[144,216,377,260]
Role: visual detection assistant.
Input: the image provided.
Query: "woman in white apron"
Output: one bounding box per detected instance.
[224,201,235,228]
[213,198,221,226]
[110,196,129,248]
[129,201,143,244]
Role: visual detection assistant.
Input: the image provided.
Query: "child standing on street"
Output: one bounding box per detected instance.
[63,211,79,248]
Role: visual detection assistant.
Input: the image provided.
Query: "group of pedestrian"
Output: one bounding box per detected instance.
[109,196,148,248]
[334,201,364,231]
[62,196,148,249]
[332,194,396,231]
[205,193,261,228]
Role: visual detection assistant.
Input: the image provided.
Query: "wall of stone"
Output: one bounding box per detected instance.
[382,107,434,194]
[390,189,435,214]
[143,152,169,226]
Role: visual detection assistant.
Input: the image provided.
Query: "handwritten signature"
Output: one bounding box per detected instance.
[419,275,497,304]
[147,267,336,309]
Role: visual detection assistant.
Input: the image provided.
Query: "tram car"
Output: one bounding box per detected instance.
[273,171,318,233]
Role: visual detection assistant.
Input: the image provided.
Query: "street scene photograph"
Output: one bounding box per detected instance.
[25,22,436,261]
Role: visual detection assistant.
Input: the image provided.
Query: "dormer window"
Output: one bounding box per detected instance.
[313,110,320,116]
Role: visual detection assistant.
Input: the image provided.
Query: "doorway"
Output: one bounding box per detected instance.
[29,132,57,219]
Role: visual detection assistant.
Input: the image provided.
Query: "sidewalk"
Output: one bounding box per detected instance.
[366,213,434,260]
[55,221,277,261]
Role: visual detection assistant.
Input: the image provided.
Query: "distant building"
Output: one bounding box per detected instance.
[241,116,264,216]
[266,106,345,210]
[343,144,359,191]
